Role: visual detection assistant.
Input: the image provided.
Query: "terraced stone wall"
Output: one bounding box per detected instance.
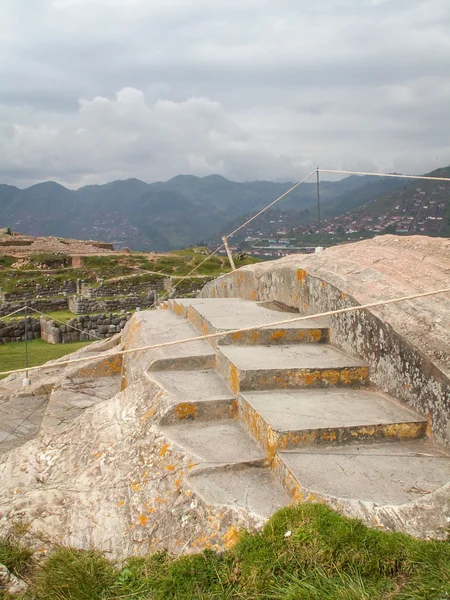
[0,297,68,318]
[40,313,131,343]
[0,317,41,343]
[68,295,153,314]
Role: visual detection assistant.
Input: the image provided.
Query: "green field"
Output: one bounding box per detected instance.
[0,338,92,379]
[1,503,449,599]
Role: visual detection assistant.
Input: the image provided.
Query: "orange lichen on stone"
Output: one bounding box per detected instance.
[79,355,123,379]
[140,407,156,422]
[166,465,175,471]
[296,268,307,283]
[117,500,125,507]
[251,290,258,300]
[270,330,286,341]
[175,403,197,420]
[159,443,171,457]
[339,367,368,385]
[233,332,243,342]
[229,364,240,394]
[252,330,259,343]
[341,291,347,300]
[223,525,240,549]
[138,515,148,526]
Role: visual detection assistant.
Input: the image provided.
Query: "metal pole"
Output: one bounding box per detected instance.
[222,236,237,271]
[316,167,322,249]
[23,305,30,386]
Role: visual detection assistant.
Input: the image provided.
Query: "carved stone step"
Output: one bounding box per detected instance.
[239,388,427,452]
[217,344,369,393]
[168,298,330,346]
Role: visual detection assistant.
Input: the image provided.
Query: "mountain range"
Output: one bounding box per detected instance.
[0,171,436,251]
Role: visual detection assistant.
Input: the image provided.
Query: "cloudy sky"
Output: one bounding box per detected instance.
[1,0,449,188]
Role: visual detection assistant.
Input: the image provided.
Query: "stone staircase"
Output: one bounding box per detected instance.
[150,298,450,521]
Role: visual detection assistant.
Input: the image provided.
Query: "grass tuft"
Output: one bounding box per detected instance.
[3,505,450,599]
[0,537,33,578]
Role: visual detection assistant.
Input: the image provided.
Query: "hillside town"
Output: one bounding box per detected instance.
[215,181,449,260]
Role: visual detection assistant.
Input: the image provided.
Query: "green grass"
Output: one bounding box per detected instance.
[0,339,92,378]
[3,504,450,599]
[0,537,33,579]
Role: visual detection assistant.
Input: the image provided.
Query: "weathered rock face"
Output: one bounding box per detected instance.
[0,319,261,559]
[0,235,449,560]
[201,235,450,448]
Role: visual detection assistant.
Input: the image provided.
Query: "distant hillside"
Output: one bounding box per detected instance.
[0,171,442,251]
[351,166,450,236]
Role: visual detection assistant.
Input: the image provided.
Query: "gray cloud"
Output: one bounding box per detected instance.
[0,0,449,187]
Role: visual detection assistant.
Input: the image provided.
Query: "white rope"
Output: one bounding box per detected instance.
[0,306,29,320]
[1,286,448,378]
[150,167,450,309]
[226,170,317,239]
[320,169,450,182]
[149,170,317,308]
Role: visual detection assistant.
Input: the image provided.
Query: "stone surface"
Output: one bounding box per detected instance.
[200,235,450,448]
[161,420,266,464]
[241,389,426,432]
[170,297,330,345]
[278,439,450,505]
[190,464,291,519]
[0,563,28,594]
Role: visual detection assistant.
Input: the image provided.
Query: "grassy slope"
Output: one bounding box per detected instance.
[0,248,261,292]
[0,339,92,378]
[1,504,449,599]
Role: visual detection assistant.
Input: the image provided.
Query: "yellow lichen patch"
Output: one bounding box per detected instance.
[130,482,142,491]
[166,465,175,471]
[233,332,243,342]
[140,407,156,422]
[270,330,286,342]
[252,330,260,344]
[321,430,337,442]
[229,364,240,394]
[296,269,307,283]
[339,367,368,386]
[79,355,123,379]
[230,400,239,419]
[273,375,288,388]
[223,525,240,549]
[384,422,425,440]
[341,291,347,300]
[188,462,196,470]
[93,451,103,460]
[321,281,326,288]
[138,515,148,526]
[309,329,323,342]
[321,369,341,386]
[175,403,197,420]
[159,443,171,457]
[426,415,433,438]
[117,500,125,507]
[173,303,183,316]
